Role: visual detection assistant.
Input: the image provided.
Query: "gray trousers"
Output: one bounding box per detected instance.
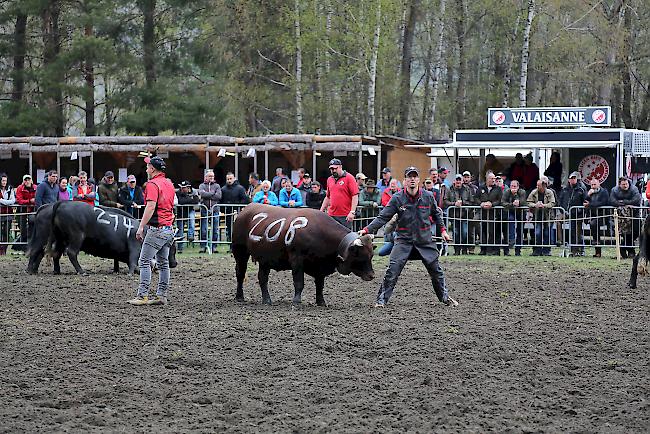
[377,241,448,305]
[137,226,175,297]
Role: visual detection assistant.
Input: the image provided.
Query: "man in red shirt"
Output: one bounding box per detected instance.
[128,156,176,306]
[319,158,359,229]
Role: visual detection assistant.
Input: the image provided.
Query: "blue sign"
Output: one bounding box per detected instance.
[488,106,611,128]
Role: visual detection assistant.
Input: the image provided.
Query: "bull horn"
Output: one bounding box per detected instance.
[173,236,184,242]
[353,238,363,247]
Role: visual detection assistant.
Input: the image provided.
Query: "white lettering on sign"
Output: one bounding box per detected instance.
[248,213,309,245]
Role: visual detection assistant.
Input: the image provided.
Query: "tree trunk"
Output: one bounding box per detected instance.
[519,0,535,107]
[597,0,626,105]
[367,1,381,136]
[455,0,467,129]
[425,0,446,138]
[324,1,335,132]
[620,5,632,127]
[502,15,520,107]
[84,23,96,136]
[42,0,64,136]
[396,0,419,136]
[12,13,27,105]
[141,0,156,90]
[294,0,304,133]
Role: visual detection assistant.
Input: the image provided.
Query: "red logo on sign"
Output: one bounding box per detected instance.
[492,111,506,125]
[578,155,609,184]
[592,109,606,123]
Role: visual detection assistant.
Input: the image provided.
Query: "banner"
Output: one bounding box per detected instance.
[488,106,611,127]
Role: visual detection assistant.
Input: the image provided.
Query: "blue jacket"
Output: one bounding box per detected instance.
[279,188,303,207]
[35,181,59,208]
[252,190,279,206]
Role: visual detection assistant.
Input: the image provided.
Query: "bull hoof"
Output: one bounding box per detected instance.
[235,296,245,303]
[292,298,302,305]
[80,272,89,277]
[53,270,61,275]
[26,269,37,275]
[628,283,637,289]
[262,298,272,305]
[316,300,327,307]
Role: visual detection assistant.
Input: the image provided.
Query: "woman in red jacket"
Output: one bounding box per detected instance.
[73,171,96,205]
[381,178,400,206]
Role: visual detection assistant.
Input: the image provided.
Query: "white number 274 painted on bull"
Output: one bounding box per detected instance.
[248,212,308,245]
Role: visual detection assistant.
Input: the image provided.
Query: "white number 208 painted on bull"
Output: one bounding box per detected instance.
[248,212,308,246]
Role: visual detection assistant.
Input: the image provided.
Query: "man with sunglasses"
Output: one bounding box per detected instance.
[320,158,359,229]
[360,166,458,307]
[98,170,122,209]
[118,174,145,217]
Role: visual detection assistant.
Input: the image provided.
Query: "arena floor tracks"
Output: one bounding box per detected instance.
[0,254,648,432]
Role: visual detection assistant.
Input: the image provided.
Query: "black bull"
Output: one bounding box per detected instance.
[232,203,375,305]
[27,201,177,275]
[629,214,650,289]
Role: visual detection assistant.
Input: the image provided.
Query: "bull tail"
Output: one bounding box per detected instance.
[45,201,64,258]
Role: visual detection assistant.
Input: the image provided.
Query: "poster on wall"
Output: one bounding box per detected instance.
[569,148,616,190]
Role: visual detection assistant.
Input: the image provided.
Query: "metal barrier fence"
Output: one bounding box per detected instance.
[1,203,648,257]
[444,205,650,256]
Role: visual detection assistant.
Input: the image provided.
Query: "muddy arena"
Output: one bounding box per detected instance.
[0,253,648,432]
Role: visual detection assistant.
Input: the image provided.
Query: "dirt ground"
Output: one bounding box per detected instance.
[0,251,648,433]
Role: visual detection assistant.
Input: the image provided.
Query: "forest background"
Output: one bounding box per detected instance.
[0,0,648,140]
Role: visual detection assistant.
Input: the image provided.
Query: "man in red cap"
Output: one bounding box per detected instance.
[360,166,458,307]
[319,158,359,229]
[128,156,176,306]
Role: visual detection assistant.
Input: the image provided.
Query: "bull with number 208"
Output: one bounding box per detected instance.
[232,203,375,306]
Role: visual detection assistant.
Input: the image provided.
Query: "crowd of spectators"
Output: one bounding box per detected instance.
[0,153,647,257]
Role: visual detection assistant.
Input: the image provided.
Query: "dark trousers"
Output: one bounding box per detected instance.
[331,215,352,229]
[376,242,447,305]
[480,210,499,252]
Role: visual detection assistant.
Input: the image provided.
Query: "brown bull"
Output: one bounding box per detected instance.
[232,203,375,305]
[629,213,650,289]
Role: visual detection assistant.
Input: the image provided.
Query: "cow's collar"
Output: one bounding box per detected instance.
[337,232,359,260]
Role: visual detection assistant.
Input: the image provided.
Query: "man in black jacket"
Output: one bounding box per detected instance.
[558,171,587,256]
[175,180,199,252]
[118,175,145,217]
[478,172,503,255]
[584,178,611,258]
[360,166,457,308]
[610,176,642,258]
[221,172,250,243]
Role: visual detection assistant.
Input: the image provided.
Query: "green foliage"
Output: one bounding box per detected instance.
[0,0,648,137]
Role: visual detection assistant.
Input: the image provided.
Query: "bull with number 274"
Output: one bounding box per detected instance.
[27,201,177,275]
[232,203,375,306]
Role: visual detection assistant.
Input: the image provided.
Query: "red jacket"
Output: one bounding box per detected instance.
[15,183,36,211]
[381,189,396,206]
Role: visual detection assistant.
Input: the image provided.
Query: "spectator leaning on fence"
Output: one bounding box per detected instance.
[57,177,72,201]
[478,172,503,255]
[584,178,610,258]
[443,174,473,255]
[118,175,145,217]
[297,173,312,203]
[253,180,279,206]
[359,178,380,209]
[199,170,222,254]
[381,178,400,207]
[559,171,587,257]
[610,176,642,259]
[175,180,199,252]
[527,179,556,256]
[247,173,262,200]
[74,171,96,206]
[35,170,59,209]
[306,181,325,209]
[14,175,35,247]
[221,172,249,246]
[97,171,122,209]
[0,174,16,256]
[501,179,527,256]
[279,179,303,208]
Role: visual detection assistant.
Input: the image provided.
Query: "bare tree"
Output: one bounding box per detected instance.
[367,1,381,136]
[294,0,304,133]
[519,0,535,107]
[397,0,419,136]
